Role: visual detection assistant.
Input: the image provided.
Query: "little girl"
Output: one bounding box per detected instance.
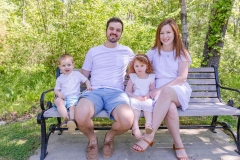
[125,54,155,139]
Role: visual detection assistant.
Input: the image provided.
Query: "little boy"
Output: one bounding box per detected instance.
[54,54,91,132]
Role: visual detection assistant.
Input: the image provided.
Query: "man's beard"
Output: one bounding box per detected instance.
[107,34,120,43]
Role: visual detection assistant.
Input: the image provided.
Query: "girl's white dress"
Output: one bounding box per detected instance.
[129,73,155,112]
[147,49,192,111]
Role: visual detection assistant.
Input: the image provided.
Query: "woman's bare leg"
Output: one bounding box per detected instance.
[165,103,188,158]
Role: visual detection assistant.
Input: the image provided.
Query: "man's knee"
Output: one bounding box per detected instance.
[75,98,94,123]
[113,104,134,129]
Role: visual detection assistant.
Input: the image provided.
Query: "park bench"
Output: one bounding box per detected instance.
[37,66,240,160]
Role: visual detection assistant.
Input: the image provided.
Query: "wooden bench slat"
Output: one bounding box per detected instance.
[188,67,214,73]
[189,98,220,103]
[188,73,215,79]
[43,103,240,118]
[73,68,82,72]
[191,85,216,91]
[187,79,216,85]
[190,92,218,98]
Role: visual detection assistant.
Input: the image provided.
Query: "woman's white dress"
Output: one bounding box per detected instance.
[146,49,192,111]
[129,73,155,112]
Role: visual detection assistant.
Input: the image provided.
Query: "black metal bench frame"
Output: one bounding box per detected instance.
[37,66,240,160]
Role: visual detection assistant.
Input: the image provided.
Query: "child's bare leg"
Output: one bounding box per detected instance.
[67,106,77,132]
[69,105,75,119]
[54,98,69,128]
[55,98,69,119]
[144,111,153,134]
[132,109,143,139]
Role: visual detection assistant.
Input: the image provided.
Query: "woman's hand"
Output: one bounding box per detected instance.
[134,96,147,101]
[149,89,161,100]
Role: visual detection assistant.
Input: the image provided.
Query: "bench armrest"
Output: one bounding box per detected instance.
[212,65,240,94]
[40,88,54,110]
[217,81,240,94]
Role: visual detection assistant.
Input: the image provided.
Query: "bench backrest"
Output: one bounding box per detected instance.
[187,67,220,103]
[56,67,221,103]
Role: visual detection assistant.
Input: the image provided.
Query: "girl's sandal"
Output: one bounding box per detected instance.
[173,144,189,160]
[145,123,153,134]
[131,128,144,139]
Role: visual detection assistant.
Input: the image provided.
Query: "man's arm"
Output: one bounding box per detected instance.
[81,69,90,78]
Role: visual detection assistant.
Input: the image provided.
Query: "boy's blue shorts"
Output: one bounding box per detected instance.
[53,96,80,110]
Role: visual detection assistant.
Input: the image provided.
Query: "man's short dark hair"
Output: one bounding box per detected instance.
[106,17,124,32]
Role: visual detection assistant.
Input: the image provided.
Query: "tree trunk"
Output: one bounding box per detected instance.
[22,0,25,25]
[233,7,240,37]
[202,0,234,67]
[179,0,189,49]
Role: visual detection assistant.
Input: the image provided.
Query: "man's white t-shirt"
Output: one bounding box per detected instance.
[54,71,87,97]
[82,44,135,90]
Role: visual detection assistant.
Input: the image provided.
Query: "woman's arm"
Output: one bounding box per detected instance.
[149,61,189,99]
[164,61,189,87]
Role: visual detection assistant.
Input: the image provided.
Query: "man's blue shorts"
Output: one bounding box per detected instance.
[79,88,130,120]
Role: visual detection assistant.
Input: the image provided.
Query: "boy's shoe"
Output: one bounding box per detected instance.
[67,119,77,132]
[60,119,68,128]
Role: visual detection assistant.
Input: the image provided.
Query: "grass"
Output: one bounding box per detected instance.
[0,118,40,160]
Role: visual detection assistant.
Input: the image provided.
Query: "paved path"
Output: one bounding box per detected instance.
[29,129,240,160]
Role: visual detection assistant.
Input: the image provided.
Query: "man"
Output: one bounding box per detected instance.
[75,17,135,160]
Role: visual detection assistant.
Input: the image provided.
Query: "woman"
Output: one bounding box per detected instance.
[132,18,192,160]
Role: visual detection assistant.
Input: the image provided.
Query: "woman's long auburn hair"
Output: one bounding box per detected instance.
[128,54,154,74]
[152,18,189,60]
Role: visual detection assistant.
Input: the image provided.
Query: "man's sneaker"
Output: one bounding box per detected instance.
[102,133,114,159]
[86,138,98,160]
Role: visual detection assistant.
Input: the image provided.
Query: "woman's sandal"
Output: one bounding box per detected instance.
[173,144,189,160]
[131,128,144,139]
[145,123,153,134]
[131,139,154,152]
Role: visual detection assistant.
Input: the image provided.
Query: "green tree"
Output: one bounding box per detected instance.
[202,0,234,67]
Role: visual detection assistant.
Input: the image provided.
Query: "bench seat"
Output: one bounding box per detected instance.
[37,66,240,160]
[43,102,240,118]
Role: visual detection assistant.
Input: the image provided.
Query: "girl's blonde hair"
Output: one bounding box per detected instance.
[128,54,154,74]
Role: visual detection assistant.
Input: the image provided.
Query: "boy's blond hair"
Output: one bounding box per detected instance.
[58,54,74,65]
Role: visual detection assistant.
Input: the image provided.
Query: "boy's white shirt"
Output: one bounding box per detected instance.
[54,71,87,97]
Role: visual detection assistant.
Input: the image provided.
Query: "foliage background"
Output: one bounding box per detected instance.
[0,0,240,159]
[0,0,239,120]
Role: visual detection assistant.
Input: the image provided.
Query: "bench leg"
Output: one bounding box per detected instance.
[40,118,48,160]
[217,119,240,155]
[57,117,63,135]
[235,116,240,154]
[210,116,218,133]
